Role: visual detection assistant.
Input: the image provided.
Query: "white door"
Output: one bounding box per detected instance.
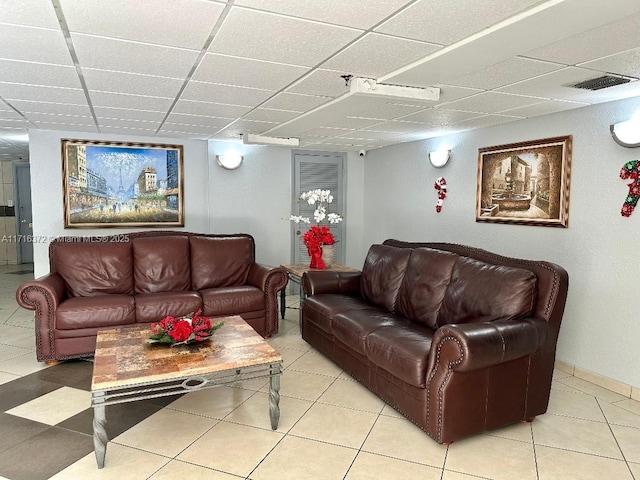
[292,151,345,266]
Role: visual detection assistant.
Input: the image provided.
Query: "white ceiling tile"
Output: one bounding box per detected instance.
[60,0,225,49]
[321,33,441,78]
[89,91,174,111]
[454,113,524,130]
[496,67,611,101]
[363,121,426,134]
[0,0,61,29]
[100,126,157,136]
[325,117,384,130]
[399,108,481,126]
[8,100,90,117]
[235,0,413,29]
[160,123,223,136]
[99,118,161,130]
[344,129,407,141]
[442,92,547,114]
[209,8,361,66]
[93,107,167,122]
[72,34,199,77]
[286,69,350,97]
[192,54,309,90]
[376,0,539,45]
[156,129,210,139]
[23,112,93,125]
[243,108,301,123]
[164,114,232,129]
[524,13,640,65]
[172,100,252,118]
[299,126,352,138]
[350,102,426,120]
[32,120,98,131]
[432,85,484,106]
[181,81,274,106]
[317,136,367,147]
[446,57,565,90]
[260,92,332,112]
[0,82,87,104]
[579,48,640,79]
[0,24,72,65]
[82,69,184,98]
[0,59,81,89]
[0,119,29,129]
[0,110,24,121]
[500,100,588,117]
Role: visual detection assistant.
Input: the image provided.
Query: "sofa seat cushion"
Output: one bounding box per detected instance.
[56,295,135,330]
[135,291,202,324]
[332,309,405,356]
[303,294,373,334]
[365,323,434,388]
[200,286,264,316]
[437,256,537,327]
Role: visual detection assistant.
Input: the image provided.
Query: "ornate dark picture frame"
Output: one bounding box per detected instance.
[61,139,184,228]
[476,136,572,228]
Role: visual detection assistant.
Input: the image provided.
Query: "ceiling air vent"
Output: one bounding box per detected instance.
[566,74,632,91]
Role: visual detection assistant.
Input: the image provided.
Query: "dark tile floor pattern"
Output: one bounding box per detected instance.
[0,361,176,480]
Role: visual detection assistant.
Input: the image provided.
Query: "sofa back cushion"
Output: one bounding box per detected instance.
[396,248,458,329]
[133,235,191,293]
[53,241,134,297]
[437,256,537,327]
[190,236,254,290]
[360,244,411,312]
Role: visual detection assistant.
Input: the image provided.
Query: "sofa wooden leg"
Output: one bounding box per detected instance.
[45,359,60,366]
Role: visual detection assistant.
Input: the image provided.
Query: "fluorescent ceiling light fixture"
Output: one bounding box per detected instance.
[349,77,440,102]
[216,151,243,170]
[242,134,299,147]
[429,149,451,168]
[610,117,640,147]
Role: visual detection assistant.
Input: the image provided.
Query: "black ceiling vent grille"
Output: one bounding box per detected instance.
[566,74,633,91]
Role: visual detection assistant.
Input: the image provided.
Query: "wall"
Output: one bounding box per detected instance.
[28,131,292,277]
[362,95,640,389]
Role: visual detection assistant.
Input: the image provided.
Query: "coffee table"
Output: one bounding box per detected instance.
[90,315,282,468]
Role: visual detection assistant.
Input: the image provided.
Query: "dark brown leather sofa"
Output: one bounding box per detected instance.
[301,240,568,444]
[16,231,288,363]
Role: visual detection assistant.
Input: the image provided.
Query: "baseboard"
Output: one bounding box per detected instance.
[555,360,640,401]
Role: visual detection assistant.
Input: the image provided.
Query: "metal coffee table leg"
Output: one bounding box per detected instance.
[269,364,281,430]
[92,393,107,469]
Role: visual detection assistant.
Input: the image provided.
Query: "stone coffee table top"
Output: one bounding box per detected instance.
[92,315,282,391]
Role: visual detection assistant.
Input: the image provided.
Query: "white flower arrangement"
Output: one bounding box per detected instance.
[290,189,343,225]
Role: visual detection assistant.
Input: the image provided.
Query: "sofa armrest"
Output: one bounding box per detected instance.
[247,263,289,336]
[303,271,362,297]
[429,317,549,373]
[16,273,68,362]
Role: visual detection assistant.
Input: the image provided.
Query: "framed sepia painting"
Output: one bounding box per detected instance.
[61,139,184,228]
[476,136,572,228]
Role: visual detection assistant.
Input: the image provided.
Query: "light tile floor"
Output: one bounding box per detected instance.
[0,266,639,479]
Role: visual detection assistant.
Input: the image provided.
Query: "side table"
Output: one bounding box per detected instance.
[279,263,360,321]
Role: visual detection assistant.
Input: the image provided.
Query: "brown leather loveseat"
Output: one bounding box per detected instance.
[16,231,288,363]
[301,240,568,444]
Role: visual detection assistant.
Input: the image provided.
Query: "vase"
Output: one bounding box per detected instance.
[321,244,334,268]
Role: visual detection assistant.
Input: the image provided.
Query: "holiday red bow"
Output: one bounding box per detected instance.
[302,225,335,269]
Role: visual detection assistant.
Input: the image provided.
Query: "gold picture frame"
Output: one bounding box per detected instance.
[476,136,572,228]
[61,139,184,228]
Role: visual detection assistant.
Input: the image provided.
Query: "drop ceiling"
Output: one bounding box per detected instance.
[1,0,640,161]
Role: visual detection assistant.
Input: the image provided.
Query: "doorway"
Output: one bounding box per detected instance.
[14,163,33,264]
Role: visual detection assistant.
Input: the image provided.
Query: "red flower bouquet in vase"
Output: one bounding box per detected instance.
[290,189,343,270]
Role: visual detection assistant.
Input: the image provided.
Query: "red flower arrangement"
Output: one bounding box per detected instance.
[303,225,335,269]
[147,309,224,346]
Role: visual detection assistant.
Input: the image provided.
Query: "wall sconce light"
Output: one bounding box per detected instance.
[216,151,244,170]
[429,149,451,168]
[610,117,640,148]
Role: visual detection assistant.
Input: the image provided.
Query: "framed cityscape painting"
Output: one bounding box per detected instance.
[61,139,184,228]
[476,135,572,228]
